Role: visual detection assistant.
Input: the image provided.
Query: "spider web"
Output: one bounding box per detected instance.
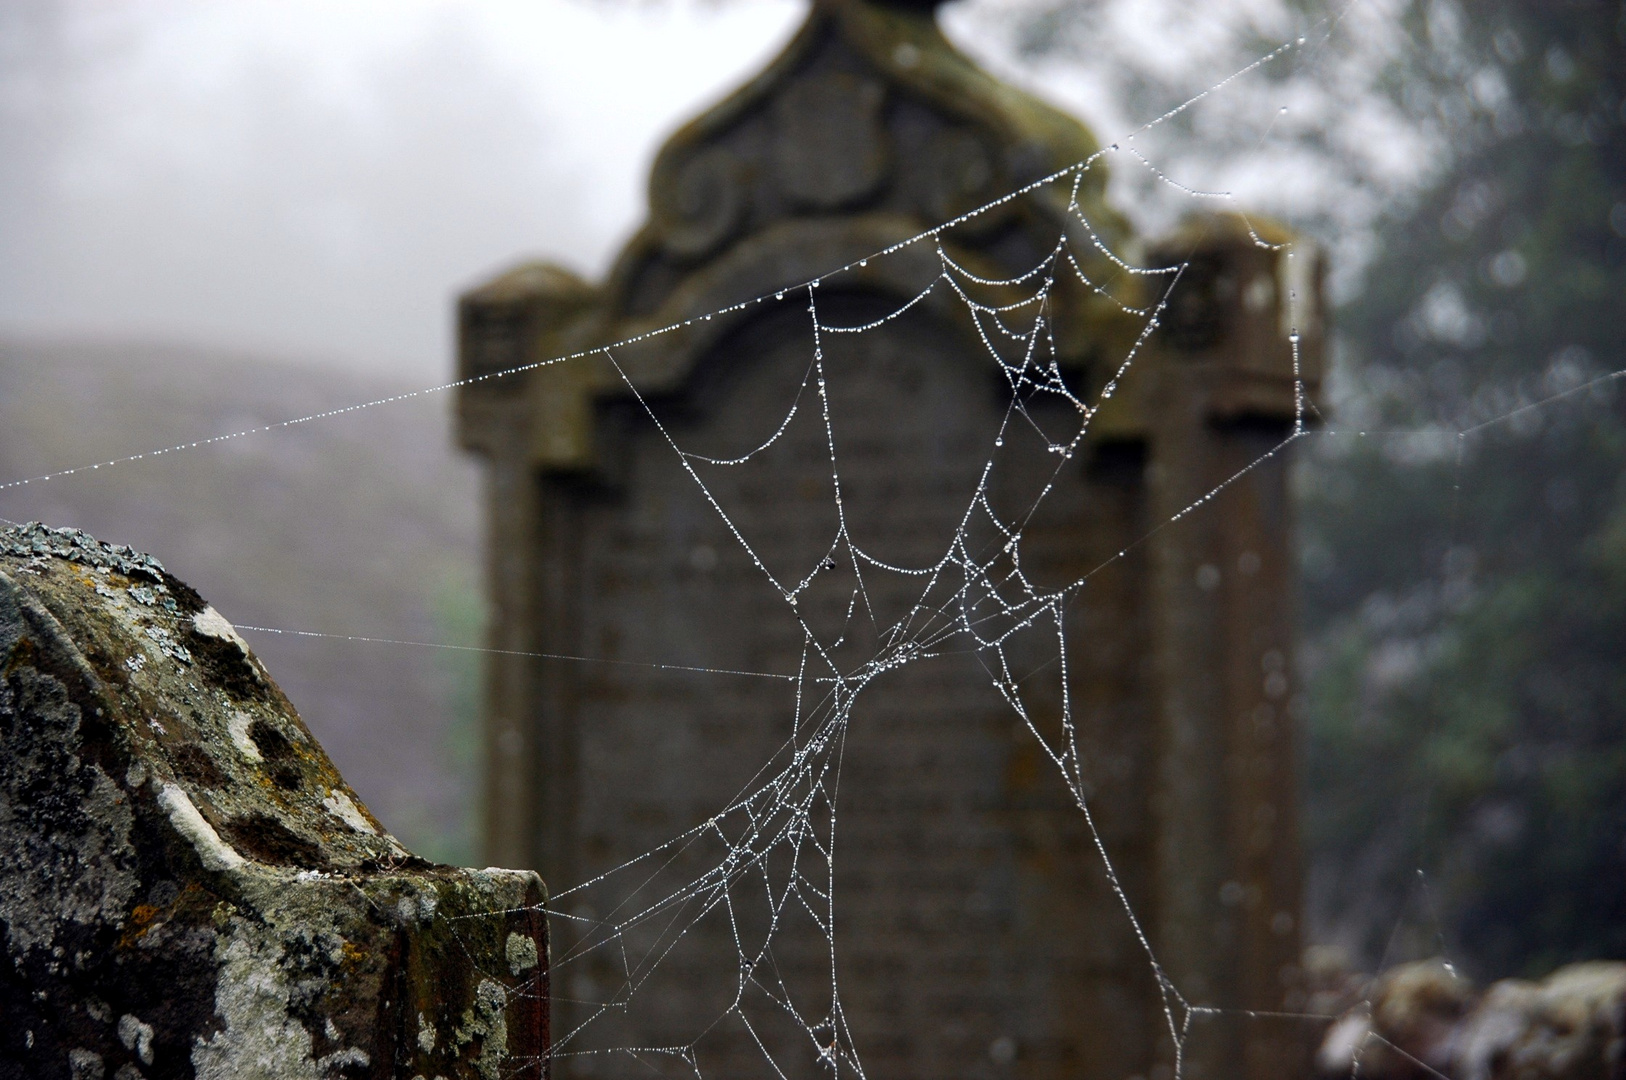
[2,8,1619,1080]
[424,158,1296,1079]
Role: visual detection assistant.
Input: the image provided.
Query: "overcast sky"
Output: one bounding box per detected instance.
[0,0,1418,379]
[0,0,820,375]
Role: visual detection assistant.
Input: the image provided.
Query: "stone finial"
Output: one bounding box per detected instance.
[458,0,1131,472]
[0,523,548,1079]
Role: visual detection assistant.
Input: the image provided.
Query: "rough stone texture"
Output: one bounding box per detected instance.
[1315,960,1626,1080]
[0,523,548,1080]
[456,2,1323,1078]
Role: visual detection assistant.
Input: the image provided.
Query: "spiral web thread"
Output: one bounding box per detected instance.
[426,154,1307,1079]
[3,16,1621,1080]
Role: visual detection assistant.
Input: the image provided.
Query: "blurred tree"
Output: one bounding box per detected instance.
[1007,0,1626,979]
[1299,0,1626,979]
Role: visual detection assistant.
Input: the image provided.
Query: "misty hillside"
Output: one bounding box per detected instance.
[0,335,485,864]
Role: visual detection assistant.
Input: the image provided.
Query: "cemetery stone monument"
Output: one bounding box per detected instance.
[457,1,1323,1078]
[0,523,550,1080]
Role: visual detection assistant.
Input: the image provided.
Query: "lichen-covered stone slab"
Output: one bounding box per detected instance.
[0,524,548,1080]
[1315,958,1626,1080]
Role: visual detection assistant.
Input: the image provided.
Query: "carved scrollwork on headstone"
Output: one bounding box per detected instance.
[913,127,1000,227]
[654,146,749,260]
[772,72,889,209]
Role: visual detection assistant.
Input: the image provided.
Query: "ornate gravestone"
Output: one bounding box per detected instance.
[457,2,1322,1078]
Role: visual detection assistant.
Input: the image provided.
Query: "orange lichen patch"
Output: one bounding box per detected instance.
[117,903,163,949]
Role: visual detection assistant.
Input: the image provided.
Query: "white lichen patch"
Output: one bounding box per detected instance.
[321,789,377,835]
[225,711,262,762]
[192,606,249,655]
[117,1014,154,1065]
[157,784,245,871]
[192,921,324,1080]
[316,1048,370,1073]
[142,625,191,665]
[469,979,511,1080]
[67,1048,103,1080]
[418,1012,438,1053]
[396,886,439,926]
[506,932,539,976]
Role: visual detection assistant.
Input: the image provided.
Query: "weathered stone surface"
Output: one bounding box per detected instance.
[0,523,548,1080]
[1316,959,1626,1080]
[455,1,1323,1077]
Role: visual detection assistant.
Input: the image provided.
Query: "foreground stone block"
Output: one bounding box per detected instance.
[0,524,548,1080]
[1316,958,1626,1080]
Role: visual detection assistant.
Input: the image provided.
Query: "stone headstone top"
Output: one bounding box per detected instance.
[0,523,548,1080]
[458,0,1139,471]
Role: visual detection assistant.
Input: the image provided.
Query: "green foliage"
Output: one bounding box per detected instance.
[1007,0,1626,977]
[1300,0,1626,978]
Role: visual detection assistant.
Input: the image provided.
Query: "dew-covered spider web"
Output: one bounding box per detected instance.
[3,8,1623,1080]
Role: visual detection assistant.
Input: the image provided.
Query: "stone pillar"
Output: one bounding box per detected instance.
[1142,216,1325,1080]
[0,523,550,1080]
[459,264,596,877]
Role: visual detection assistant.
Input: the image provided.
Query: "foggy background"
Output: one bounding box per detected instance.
[0,0,819,868]
[0,0,808,375]
[3,0,1620,984]
[5,0,1381,863]
[0,0,1426,375]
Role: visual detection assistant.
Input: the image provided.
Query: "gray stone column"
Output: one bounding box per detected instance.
[1144,216,1324,1080]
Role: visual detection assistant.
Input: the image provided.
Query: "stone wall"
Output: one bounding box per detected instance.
[1313,959,1626,1080]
